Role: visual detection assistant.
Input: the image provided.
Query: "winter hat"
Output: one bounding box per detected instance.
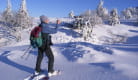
[40,15,49,23]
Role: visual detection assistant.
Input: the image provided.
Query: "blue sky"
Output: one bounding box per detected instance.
[0,0,138,17]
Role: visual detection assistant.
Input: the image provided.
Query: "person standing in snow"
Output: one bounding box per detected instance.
[56,19,61,29]
[34,15,58,76]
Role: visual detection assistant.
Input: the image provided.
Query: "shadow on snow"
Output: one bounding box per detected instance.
[89,62,114,70]
[0,50,34,73]
[129,30,138,33]
[120,21,138,27]
[110,35,138,52]
[54,42,113,62]
[0,45,39,73]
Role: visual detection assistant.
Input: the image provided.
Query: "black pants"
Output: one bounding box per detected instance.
[35,33,54,73]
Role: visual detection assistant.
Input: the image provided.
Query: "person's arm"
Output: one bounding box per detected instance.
[41,23,58,34]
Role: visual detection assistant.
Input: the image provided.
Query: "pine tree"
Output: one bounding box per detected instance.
[16,0,32,29]
[81,10,102,26]
[96,0,108,20]
[122,9,132,19]
[123,7,138,20]
[2,0,13,24]
[81,19,93,40]
[0,0,33,42]
[126,9,132,19]
[109,8,120,26]
[79,10,103,40]
[69,10,75,18]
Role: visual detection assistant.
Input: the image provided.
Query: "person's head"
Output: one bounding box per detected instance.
[40,15,49,24]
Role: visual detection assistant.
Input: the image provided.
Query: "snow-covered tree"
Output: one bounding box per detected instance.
[109,8,120,26]
[122,9,132,19]
[81,19,93,40]
[0,0,33,42]
[90,11,103,25]
[69,10,75,18]
[125,9,132,19]
[97,0,109,20]
[15,0,32,30]
[81,10,102,26]
[128,7,138,17]
[73,16,83,29]
[2,0,14,24]
[79,10,101,40]
[121,7,138,20]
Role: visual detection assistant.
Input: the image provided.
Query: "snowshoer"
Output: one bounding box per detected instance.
[56,19,61,29]
[34,15,59,77]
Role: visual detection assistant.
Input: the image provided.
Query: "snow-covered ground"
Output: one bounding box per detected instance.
[0,18,138,80]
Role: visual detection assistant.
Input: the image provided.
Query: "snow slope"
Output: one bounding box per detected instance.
[0,18,138,80]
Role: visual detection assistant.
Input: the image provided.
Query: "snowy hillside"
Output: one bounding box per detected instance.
[0,18,138,80]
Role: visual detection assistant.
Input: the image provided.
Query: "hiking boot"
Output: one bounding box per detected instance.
[48,70,60,77]
[34,71,40,75]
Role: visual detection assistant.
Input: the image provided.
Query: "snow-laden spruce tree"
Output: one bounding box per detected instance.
[1,0,21,41]
[79,10,102,40]
[128,7,138,18]
[96,0,109,20]
[73,16,83,29]
[2,0,14,25]
[69,10,75,18]
[73,10,92,30]
[127,7,138,24]
[0,0,17,35]
[13,0,32,41]
[81,10,102,26]
[121,7,138,23]
[122,9,132,20]
[81,19,93,40]
[109,8,120,26]
[0,0,32,42]
[125,9,132,19]
[15,0,32,30]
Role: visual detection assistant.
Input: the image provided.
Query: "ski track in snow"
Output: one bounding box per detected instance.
[0,20,138,80]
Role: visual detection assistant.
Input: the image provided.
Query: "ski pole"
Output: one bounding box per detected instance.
[24,47,33,60]
[21,45,32,59]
